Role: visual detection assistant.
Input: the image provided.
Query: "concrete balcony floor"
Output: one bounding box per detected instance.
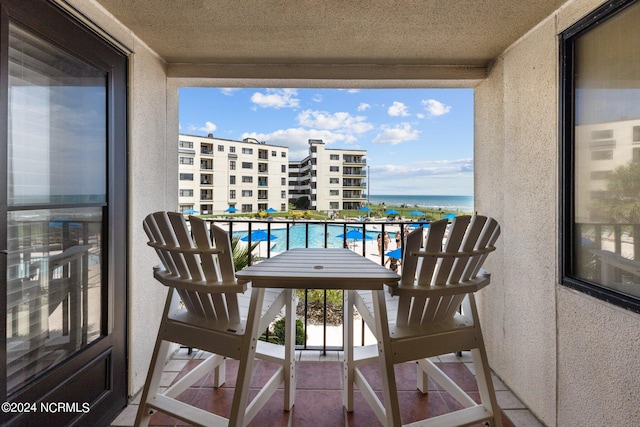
[111,347,543,427]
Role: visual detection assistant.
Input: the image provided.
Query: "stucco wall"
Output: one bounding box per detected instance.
[476,0,640,426]
[557,287,640,425]
[66,0,175,397]
[476,15,559,425]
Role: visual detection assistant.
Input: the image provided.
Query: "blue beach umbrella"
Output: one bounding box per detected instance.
[359,206,371,211]
[49,218,81,228]
[183,208,198,214]
[385,248,403,259]
[384,209,399,215]
[241,229,277,242]
[337,229,373,240]
[266,207,278,213]
[443,213,456,220]
[241,229,277,258]
[224,206,238,213]
[409,210,423,216]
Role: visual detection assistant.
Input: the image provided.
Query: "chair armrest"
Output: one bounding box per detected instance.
[387,272,491,298]
[153,267,248,293]
[409,246,496,259]
[147,241,225,255]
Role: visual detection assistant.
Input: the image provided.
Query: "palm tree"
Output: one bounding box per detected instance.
[596,161,640,224]
[231,235,259,271]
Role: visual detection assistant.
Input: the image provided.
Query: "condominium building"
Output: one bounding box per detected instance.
[178,134,289,214]
[288,139,367,211]
[574,118,640,223]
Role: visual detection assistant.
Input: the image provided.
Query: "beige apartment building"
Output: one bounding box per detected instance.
[178,134,289,214]
[179,136,368,215]
[288,139,367,212]
[574,118,640,223]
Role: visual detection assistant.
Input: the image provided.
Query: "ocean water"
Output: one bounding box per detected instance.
[368,195,474,212]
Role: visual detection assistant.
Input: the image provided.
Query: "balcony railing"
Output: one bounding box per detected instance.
[205,218,425,353]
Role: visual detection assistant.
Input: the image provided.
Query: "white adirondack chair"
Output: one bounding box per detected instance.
[348,215,502,427]
[135,212,294,427]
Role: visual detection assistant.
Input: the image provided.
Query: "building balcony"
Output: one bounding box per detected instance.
[112,218,535,426]
[112,347,524,427]
[343,159,366,165]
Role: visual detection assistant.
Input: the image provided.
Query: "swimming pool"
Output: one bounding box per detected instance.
[233,223,389,253]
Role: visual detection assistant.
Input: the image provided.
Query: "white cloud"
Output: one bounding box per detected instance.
[372,159,474,179]
[422,99,452,116]
[369,159,474,195]
[388,101,410,117]
[199,121,217,133]
[312,94,323,103]
[347,89,360,94]
[371,122,419,145]
[251,88,300,109]
[220,88,240,96]
[242,128,355,160]
[297,110,373,134]
[357,103,371,111]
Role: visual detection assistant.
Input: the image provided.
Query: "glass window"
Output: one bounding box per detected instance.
[561,0,640,312]
[5,23,107,391]
[180,173,194,181]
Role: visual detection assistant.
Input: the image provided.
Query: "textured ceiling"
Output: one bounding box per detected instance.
[95,0,566,67]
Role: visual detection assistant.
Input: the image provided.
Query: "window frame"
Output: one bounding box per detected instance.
[560,0,640,313]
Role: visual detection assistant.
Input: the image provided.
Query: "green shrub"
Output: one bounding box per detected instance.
[260,318,305,346]
[297,289,343,307]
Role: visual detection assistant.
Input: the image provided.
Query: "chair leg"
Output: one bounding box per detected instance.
[212,358,226,388]
[135,339,171,427]
[372,289,402,427]
[468,294,502,427]
[283,289,296,410]
[343,290,355,411]
[471,346,502,427]
[416,362,429,394]
[230,288,265,427]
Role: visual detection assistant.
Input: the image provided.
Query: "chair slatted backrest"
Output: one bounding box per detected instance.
[143,211,241,324]
[396,215,500,327]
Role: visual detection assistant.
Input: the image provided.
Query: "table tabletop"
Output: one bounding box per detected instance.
[236,248,400,290]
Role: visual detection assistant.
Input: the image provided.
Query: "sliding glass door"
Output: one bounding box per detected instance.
[0,1,127,425]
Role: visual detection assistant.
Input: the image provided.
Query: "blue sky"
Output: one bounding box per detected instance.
[179,88,474,196]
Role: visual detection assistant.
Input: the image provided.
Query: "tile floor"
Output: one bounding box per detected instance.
[111,348,544,427]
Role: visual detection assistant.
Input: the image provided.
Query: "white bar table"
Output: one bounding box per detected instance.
[236,248,400,423]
